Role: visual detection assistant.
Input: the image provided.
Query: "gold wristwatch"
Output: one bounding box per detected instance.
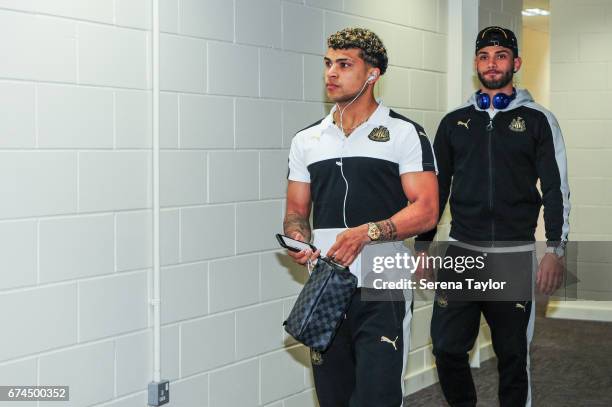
[367,222,381,241]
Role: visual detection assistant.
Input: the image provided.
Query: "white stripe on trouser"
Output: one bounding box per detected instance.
[525,252,537,407]
[399,301,412,407]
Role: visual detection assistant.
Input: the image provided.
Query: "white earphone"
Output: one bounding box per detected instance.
[367,72,377,83]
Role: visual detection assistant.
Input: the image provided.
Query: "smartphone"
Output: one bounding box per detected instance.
[276,234,317,253]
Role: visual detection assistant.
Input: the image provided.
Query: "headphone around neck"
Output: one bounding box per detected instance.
[476,88,516,110]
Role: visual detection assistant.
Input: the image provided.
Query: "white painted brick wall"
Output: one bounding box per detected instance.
[0,1,450,406]
[551,0,612,240]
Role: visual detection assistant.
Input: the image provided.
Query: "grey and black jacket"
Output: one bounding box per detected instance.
[415,89,570,249]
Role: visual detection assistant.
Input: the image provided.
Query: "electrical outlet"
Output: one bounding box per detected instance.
[148,380,169,406]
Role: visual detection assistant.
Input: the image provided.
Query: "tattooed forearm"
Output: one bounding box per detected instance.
[283,213,312,242]
[375,219,397,241]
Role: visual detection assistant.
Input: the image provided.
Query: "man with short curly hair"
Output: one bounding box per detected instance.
[284,27,439,406]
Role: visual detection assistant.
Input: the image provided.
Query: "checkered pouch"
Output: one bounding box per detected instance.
[283,257,357,352]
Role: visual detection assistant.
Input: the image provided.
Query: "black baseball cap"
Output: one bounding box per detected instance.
[475,26,519,57]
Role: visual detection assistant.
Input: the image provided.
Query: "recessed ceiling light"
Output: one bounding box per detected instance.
[522,8,551,16]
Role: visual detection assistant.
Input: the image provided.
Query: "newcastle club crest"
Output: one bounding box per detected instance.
[368,126,390,142]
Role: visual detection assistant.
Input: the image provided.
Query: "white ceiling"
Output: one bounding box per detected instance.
[523,0,550,33]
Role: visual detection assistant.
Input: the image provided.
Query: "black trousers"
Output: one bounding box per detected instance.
[312,288,411,407]
[431,245,535,407]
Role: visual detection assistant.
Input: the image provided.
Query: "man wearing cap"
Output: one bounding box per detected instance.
[415,26,570,406]
[284,27,438,406]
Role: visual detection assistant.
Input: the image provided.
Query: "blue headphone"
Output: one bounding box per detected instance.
[476,88,516,110]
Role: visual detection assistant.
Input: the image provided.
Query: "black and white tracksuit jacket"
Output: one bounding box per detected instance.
[416,89,570,248]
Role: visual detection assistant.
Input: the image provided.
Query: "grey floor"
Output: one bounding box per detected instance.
[404,308,612,406]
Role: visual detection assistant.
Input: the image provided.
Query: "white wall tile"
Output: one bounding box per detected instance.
[236,201,283,254]
[0,220,37,290]
[580,33,612,62]
[567,149,612,178]
[342,0,386,22]
[0,82,35,148]
[96,393,148,407]
[306,0,342,10]
[283,390,319,407]
[180,0,233,41]
[236,99,283,148]
[283,3,324,55]
[260,150,289,199]
[39,342,114,407]
[261,49,303,100]
[181,205,235,261]
[181,313,235,376]
[179,94,234,149]
[209,152,259,203]
[0,284,77,361]
[423,32,447,72]
[37,84,113,148]
[408,0,438,31]
[78,23,148,89]
[406,349,425,376]
[261,347,308,404]
[39,214,114,283]
[552,63,607,92]
[261,251,307,302]
[79,272,148,341]
[116,332,152,396]
[410,70,438,110]
[160,34,205,93]
[116,0,151,30]
[0,0,113,23]
[0,359,37,407]
[161,209,180,265]
[209,360,259,407]
[572,206,612,236]
[160,151,207,207]
[303,54,326,102]
[79,151,151,212]
[282,101,327,147]
[236,0,281,48]
[551,33,579,63]
[236,301,284,358]
[161,92,179,148]
[160,0,179,33]
[162,325,180,381]
[377,67,411,109]
[0,11,76,82]
[561,120,612,148]
[0,152,77,219]
[551,3,607,35]
[161,262,208,323]
[409,305,433,350]
[385,27,423,70]
[569,178,612,206]
[209,255,260,312]
[208,42,259,97]
[116,90,152,149]
[117,210,152,272]
[551,91,612,120]
[170,374,208,407]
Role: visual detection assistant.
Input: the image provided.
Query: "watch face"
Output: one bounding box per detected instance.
[368,223,381,240]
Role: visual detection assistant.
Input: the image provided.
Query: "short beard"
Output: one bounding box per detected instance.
[478,68,513,90]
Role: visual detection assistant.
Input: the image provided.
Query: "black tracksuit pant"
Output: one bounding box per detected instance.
[312,288,411,407]
[431,245,535,407]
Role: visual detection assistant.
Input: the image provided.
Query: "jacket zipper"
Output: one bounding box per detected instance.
[486,118,495,244]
